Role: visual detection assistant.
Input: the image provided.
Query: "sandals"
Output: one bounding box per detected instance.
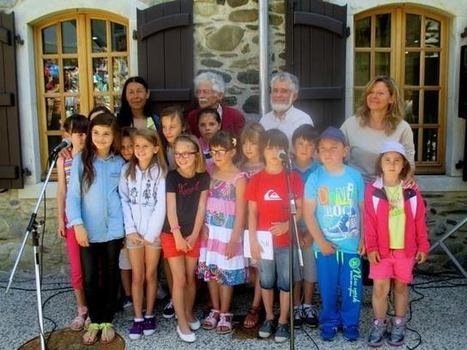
[82,323,100,345]
[100,323,116,344]
[202,309,220,330]
[216,313,233,334]
[243,306,260,329]
[70,306,89,331]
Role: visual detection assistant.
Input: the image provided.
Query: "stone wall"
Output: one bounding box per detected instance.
[194,0,286,119]
[0,190,67,275]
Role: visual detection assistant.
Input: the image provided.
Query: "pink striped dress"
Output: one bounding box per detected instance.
[198,172,247,286]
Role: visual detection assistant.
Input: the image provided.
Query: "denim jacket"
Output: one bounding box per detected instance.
[66,152,125,243]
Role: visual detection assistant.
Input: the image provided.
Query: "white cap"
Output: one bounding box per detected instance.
[380,141,407,157]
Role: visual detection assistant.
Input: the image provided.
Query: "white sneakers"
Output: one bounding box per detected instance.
[188,318,201,331]
[177,326,196,343]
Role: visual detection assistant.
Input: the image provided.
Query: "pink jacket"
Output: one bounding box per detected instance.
[364,177,430,258]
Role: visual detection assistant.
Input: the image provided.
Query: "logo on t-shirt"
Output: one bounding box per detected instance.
[264,189,282,201]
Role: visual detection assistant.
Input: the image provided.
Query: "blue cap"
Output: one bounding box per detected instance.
[319,126,347,145]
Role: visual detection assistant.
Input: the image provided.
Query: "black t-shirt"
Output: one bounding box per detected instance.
[162,170,210,237]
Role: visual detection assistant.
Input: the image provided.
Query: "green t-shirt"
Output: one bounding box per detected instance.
[384,184,406,249]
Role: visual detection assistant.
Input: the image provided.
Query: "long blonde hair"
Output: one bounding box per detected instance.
[356,75,405,134]
[125,128,167,181]
[173,134,206,173]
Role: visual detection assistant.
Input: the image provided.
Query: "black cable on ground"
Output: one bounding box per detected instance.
[300,325,320,350]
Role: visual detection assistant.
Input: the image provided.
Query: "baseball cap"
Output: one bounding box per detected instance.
[380,141,407,157]
[319,126,347,145]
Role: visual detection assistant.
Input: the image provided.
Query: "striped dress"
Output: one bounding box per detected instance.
[198,173,247,286]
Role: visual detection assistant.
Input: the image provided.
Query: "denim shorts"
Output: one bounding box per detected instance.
[259,246,300,292]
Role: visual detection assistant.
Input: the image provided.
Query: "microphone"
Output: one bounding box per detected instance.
[277,149,288,160]
[50,139,72,155]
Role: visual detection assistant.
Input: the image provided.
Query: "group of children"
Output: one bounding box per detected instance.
[56,106,429,347]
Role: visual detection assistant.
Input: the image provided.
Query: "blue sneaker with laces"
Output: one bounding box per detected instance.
[320,326,338,341]
[343,325,360,341]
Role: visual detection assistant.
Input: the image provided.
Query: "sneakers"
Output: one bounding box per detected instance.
[387,318,406,346]
[176,326,196,343]
[258,319,275,338]
[293,306,303,328]
[274,323,290,343]
[143,316,156,336]
[129,319,144,340]
[163,300,175,319]
[156,285,168,300]
[320,326,338,341]
[343,325,360,342]
[122,296,133,309]
[367,319,387,347]
[302,304,319,328]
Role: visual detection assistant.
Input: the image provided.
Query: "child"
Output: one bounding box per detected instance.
[237,122,265,329]
[245,128,303,343]
[303,126,365,342]
[365,141,429,347]
[56,114,89,331]
[160,134,210,343]
[198,130,247,334]
[66,113,125,345]
[119,128,167,340]
[291,124,320,329]
[119,126,136,309]
[197,108,221,172]
[160,106,188,170]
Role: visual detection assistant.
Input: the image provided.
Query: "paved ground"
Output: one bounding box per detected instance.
[0,270,466,350]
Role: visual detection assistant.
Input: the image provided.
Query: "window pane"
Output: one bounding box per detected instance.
[405,14,421,47]
[45,97,62,131]
[112,22,127,52]
[405,52,420,85]
[113,95,121,114]
[413,128,419,161]
[113,57,129,92]
[94,95,112,110]
[63,58,79,93]
[44,59,60,93]
[93,58,108,92]
[425,18,440,48]
[375,52,390,76]
[48,135,63,154]
[354,52,370,86]
[404,90,419,124]
[353,88,364,112]
[355,17,371,48]
[424,90,439,124]
[91,19,107,52]
[42,25,57,54]
[375,14,391,48]
[425,52,440,85]
[422,129,438,161]
[61,20,77,54]
[65,96,80,117]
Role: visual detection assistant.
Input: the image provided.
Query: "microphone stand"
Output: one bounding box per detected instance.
[6,149,62,350]
[282,154,303,350]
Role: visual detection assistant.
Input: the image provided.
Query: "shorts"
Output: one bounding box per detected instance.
[294,246,317,283]
[160,232,200,258]
[369,250,416,284]
[126,237,161,250]
[259,246,300,292]
[118,247,131,270]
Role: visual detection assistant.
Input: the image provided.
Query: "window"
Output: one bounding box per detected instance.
[34,12,129,173]
[354,6,448,173]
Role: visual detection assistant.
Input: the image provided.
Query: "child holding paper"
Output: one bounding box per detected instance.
[245,128,303,343]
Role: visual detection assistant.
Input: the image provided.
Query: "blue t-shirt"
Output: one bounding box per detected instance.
[304,165,364,253]
[293,160,320,233]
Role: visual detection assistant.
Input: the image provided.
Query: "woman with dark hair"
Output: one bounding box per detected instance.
[117,76,159,130]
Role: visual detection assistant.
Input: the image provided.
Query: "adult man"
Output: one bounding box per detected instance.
[260,72,314,144]
[187,72,245,137]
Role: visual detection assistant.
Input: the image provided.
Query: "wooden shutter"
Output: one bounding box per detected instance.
[0,12,22,189]
[286,0,348,131]
[137,0,194,115]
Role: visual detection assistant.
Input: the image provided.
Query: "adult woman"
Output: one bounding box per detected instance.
[341,76,415,184]
[117,76,159,130]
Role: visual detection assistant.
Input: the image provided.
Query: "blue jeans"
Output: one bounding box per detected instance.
[259,246,300,292]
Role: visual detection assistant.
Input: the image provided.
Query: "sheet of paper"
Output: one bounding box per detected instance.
[243,230,273,260]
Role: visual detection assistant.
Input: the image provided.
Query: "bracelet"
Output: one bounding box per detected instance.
[170,225,181,233]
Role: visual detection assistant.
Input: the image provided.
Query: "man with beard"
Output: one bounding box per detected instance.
[260,72,314,145]
[187,72,245,137]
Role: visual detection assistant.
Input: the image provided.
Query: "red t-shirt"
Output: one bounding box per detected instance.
[244,170,304,248]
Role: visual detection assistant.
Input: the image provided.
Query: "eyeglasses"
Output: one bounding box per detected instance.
[174,151,197,159]
[209,149,231,157]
